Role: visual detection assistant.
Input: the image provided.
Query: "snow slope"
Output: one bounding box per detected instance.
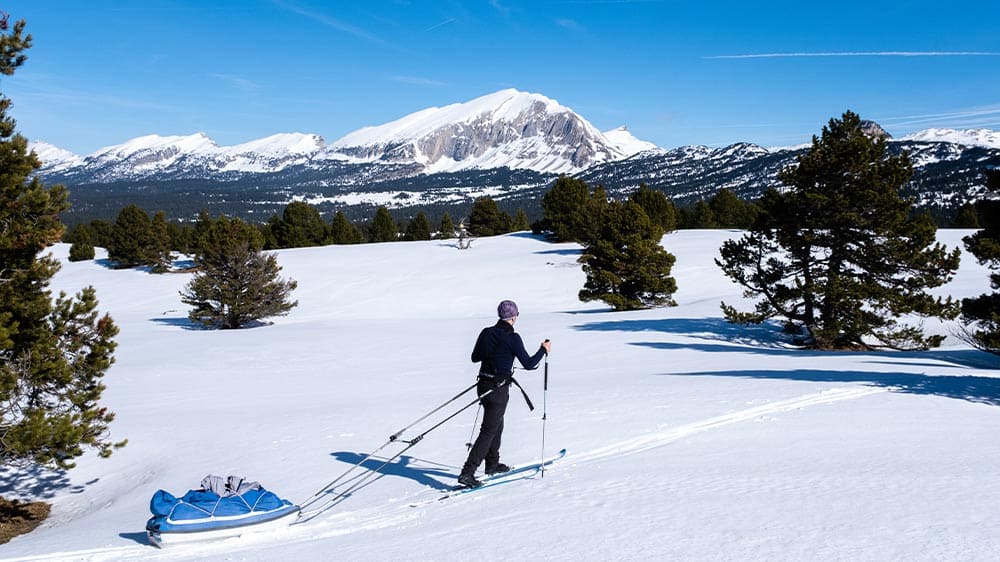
[2,230,1000,561]
[901,128,1000,149]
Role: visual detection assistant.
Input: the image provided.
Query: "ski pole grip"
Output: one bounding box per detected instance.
[544,348,549,391]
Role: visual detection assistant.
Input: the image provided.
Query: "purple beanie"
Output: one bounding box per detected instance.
[498,300,519,320]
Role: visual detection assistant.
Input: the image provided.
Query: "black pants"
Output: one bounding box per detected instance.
[462,379,510,476]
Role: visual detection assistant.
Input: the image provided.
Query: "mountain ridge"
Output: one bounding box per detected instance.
[25,89,1000,225]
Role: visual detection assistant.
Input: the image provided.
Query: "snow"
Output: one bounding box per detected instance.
[901,128,1000,149]
[28,141,84,171]
[3,229,1000,561]
[330,89,567,148]
[603,125,658,156]
[89,133,219,160]
[225,133,325,156]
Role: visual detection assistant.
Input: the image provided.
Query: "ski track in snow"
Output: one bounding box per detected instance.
[4,386,886,562]
[571,386,887,465]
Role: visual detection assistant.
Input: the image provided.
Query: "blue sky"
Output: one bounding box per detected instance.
[5,0,1000,154]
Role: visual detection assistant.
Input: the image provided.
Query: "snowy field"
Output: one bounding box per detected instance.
[2,229,1000,561]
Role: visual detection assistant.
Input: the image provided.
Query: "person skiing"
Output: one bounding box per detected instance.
[458,300,551,488]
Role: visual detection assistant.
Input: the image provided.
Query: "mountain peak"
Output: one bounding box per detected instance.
[328,88,621,173]
[602,125,658,156]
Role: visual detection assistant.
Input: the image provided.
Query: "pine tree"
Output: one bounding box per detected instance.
[369,206,398,243]
[541,176,592,242]
[952,202,980,228]
[331,210,363,244]
[107,204,154,267]
[404,211,432,241]
[67,224,96,262]
[717,111,961,350]
[438,212,455,239]
[1,14,124,469]
[708,188,759,229]
[180,216,296,329]
[149,211,173,272]
[266,201,330,248]
[629,184,677,233]
[512,209,531,232]
[579,200,677,310]
[959,169,1000,353]
[468,196,509,237]
[68,239,95,262]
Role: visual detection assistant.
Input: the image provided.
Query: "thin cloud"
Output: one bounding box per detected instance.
[877,106,1000,130]
[424,18,456,32]
[490,0,512,17]
[271,0,391,47]
[390,75,448,87]
[208,73,261,92]
[705,51,1000,59]
[18,88,182,113]
[555,18,585,32]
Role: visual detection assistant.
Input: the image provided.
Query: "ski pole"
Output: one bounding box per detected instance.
[302,381,478,507]
[466,404,482,451]
[541,341,549,478]
[299,383,505,519]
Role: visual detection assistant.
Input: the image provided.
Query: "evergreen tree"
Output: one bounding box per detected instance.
[67,224,96,262]
[88,219,114,249]
[190,209,216,255]
[330,210,363,244]
[629,184,677,233]
[1,15,124,468]
[717,111,961,350]
[180,216,296,329]
[266,201,330,248]
[541,176,591,241]
[149,211,173,272]
[579,200,677,310]
[468,196,508,237]
[708,188,760,229]
[404,211,432,241]
[689,200,717,228]
[952,202,980,228]
[512,209,531,232]
[68,239,95,262]
[107,204,154,267]
[369,206,398,243]
[960,169,1000,353]
[438,212,455,239]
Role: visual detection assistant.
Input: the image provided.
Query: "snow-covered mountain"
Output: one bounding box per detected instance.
[32,89,637,180]
[327,89,627,174]
[602,125,659,156]
[900,128,1000,149]
[28,139,84,172]
[27,95,1000,226]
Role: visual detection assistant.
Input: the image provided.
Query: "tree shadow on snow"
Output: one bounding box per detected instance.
[662,369,1000,408]
[328,452,456,490]
[576,317,787,348]
[577,316,1000,370]
[0,464,84,500]
[150,317,200,330]
[534,247,582,256]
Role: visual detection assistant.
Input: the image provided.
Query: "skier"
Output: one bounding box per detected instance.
[458,300,551,488]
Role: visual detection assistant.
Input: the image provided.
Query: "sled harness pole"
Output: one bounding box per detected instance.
[298,383,505,521]
[541,344,549,478]
[300,381,477,509]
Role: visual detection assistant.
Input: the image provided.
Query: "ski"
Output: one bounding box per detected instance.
[440,448,566,499]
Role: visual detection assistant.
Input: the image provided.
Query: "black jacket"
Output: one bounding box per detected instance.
[472,320,546,378]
